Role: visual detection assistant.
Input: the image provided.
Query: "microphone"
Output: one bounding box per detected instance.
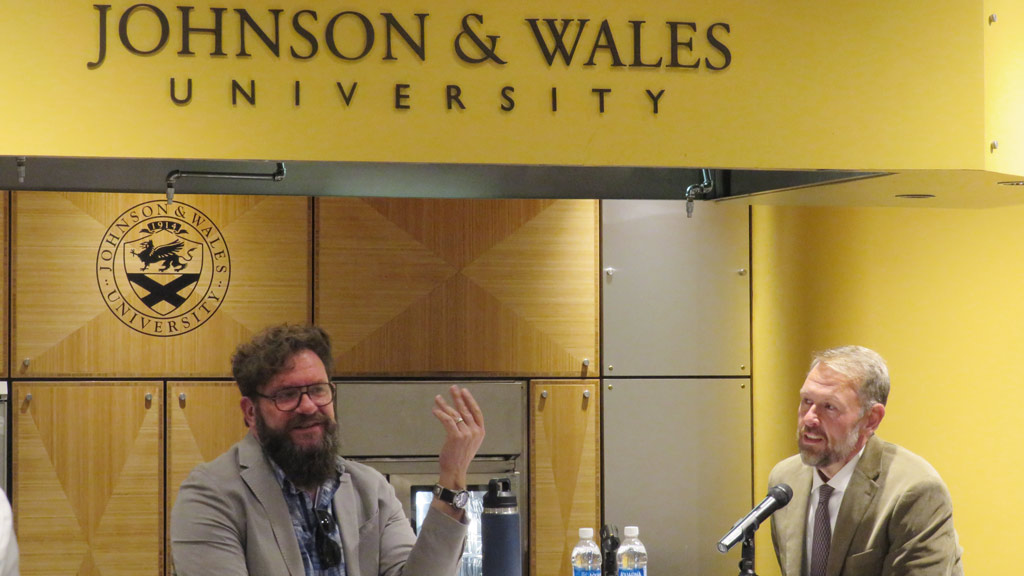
[716,484,793,553]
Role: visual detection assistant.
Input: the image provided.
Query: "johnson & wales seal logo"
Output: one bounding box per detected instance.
[96,200,230,336]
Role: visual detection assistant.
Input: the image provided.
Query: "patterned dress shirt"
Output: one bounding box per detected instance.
[269,456,347,576]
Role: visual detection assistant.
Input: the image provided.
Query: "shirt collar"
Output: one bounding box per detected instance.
[811,443,865,494]
[266,452,344,495]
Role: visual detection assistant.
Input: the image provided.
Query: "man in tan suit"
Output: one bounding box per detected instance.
[768,345,963,576]
[171,324,486,576]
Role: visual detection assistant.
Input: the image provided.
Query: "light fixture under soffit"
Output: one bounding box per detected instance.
[894,194,936,199]
[997,180,1024,186]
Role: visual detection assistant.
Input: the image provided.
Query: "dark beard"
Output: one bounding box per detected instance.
[256,410,340,490]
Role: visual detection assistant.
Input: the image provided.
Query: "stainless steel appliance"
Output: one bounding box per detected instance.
[335,381,527,576]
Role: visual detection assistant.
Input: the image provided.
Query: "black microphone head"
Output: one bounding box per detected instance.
[769,483,793,505]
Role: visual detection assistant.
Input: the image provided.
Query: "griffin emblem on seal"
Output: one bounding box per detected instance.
[130,239,196,272]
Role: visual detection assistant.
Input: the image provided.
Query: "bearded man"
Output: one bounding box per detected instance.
[171,324,485,576]
[767,345,963,576]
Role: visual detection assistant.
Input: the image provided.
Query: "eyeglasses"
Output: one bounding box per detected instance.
[256,383,336,412]
[314,508,342,568]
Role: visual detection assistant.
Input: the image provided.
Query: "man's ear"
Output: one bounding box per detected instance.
[241,396,257,430]
[865,402,885,433]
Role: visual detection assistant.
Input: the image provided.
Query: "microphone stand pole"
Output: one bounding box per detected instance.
[737,525,757,576]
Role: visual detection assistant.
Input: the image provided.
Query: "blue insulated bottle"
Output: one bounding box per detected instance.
[481,477,521,576]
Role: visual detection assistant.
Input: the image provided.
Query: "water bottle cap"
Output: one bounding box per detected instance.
[483,477,518,508]
[579,527,594,539]
[624,526,639,538]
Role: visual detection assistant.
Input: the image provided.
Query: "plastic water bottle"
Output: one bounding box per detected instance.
[615,526,647,576]
[571,527,602,576]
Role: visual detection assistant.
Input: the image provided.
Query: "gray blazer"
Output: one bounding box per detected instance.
[171,432,467,576]
[768,435,963,576]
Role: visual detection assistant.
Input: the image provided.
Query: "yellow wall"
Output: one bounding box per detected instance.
[751,203,1024,574]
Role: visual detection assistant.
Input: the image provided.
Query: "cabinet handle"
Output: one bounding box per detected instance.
[582,389,591,399]
[540,390,548,399]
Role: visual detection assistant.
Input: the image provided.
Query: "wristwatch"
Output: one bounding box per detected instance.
[433,483,470,511]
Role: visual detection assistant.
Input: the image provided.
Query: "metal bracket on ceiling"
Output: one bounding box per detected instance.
[685,168,715,218]
[165,162,286,205]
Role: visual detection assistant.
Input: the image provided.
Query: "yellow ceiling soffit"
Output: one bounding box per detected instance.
[0,1,1015,176]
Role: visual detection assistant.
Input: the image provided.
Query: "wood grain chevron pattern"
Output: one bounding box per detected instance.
[166,382,248,576]
[316,198,599,376]
[12,192,311,377]
[13,383,163,575]
[530,381,601,576]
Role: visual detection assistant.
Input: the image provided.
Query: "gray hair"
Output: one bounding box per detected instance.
[809,345,890,412]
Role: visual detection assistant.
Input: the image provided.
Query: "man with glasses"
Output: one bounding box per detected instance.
[171,324,485,576]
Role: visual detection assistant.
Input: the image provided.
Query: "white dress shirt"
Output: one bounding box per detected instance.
[803,446,865,576]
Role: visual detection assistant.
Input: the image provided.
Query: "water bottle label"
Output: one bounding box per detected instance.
[618,569,646,576]
[573,569,600,576]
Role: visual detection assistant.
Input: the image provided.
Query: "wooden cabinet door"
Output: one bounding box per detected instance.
[166,382,248,575]
[13,382,163,576]
[530,380,600,576]
[316,198,599,377]
[12,192,312,378]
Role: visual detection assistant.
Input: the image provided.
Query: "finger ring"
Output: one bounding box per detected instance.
[454,417,465,424]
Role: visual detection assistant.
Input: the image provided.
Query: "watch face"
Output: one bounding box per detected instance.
[452,490,470,509]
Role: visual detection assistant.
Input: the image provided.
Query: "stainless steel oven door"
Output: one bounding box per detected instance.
[352,457,525,576]
[335,380,527,576]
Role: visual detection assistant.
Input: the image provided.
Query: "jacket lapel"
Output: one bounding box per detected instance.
[238,432,305,576]
[334,469,362,576]
[783,468,813,576]
[827,435,882,576]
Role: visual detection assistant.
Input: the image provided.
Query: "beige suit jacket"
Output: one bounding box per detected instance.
[768,435,963,576]
[171,432,467,576]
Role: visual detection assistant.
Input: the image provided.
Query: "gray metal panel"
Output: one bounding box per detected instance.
[602,200,750,376]
[335,381,525,457]
[603,378,753,576]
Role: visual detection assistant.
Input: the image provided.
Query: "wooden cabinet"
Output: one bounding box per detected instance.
[166,382,248,575]
[316,198,599,377]
[11,381,248,576]
[11,192,312,377]
[530,380,601,576]
[13,382,163,575]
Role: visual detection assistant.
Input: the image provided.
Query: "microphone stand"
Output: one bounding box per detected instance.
[737,524,757,576]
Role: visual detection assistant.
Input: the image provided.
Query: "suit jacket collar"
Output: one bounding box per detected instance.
[334,468,361,576]
[826,434,883,576]
[238,432,306,576]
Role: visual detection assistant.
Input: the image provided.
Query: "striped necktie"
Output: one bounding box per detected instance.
[809,483,834,576]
